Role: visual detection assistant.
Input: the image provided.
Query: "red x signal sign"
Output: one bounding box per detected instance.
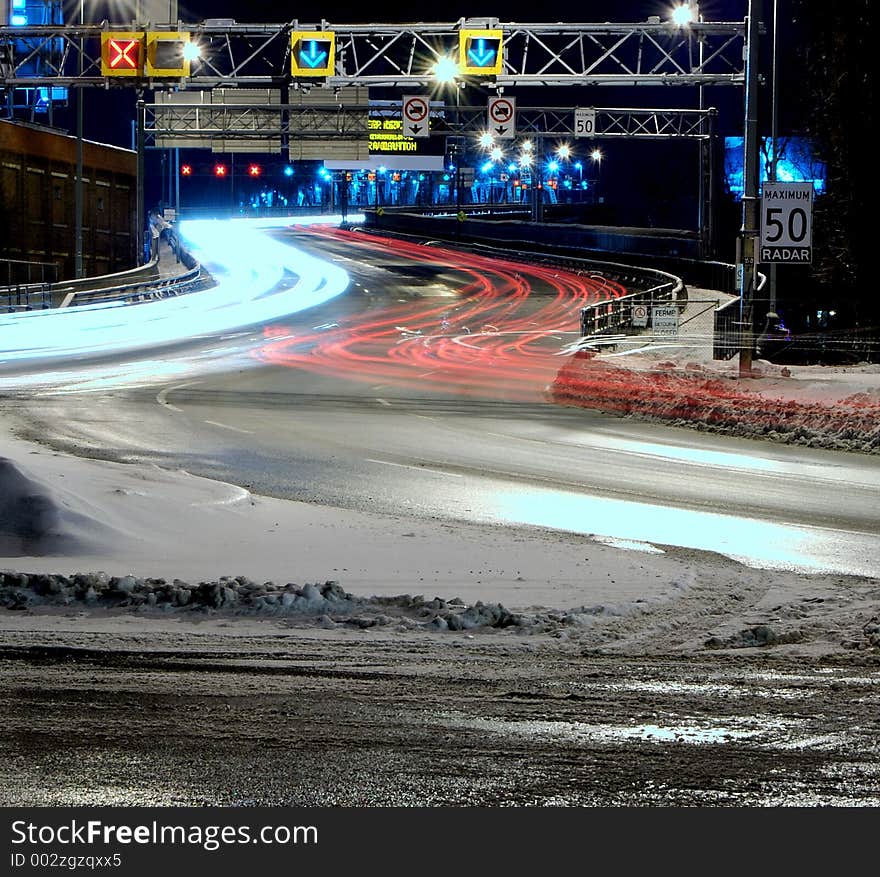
[101,33,144,77]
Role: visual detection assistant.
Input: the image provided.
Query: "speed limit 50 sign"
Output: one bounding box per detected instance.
[760,182,813,263]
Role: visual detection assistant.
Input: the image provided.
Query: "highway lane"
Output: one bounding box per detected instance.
[6,223,879,579]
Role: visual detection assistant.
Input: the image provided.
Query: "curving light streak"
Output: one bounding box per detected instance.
[256,227,626,401]
[0,216,354,370]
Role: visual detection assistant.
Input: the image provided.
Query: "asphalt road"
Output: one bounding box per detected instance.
[8,225,880,578]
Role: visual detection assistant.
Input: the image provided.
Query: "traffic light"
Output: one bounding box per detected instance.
[248,164,262,177]
[101,33,144,77]
[180,164,193,176]
[145,32,191,77]
[291,31,335,77]
[214,164,227,178]
[345,173,353,182]
[459,29,503,76]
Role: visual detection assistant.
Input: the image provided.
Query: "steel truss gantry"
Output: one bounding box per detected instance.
[1,19,747,89]
[143,103,716,146]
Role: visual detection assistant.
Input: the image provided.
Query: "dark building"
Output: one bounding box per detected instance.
[0,119,137,279]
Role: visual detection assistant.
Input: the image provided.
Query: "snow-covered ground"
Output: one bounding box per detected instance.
[1,285,878,657]
[554,289,880,454]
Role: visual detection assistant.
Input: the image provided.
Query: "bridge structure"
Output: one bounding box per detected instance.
[0,10,764,371]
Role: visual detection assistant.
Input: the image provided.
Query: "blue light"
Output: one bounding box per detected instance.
[12,0,26,8]
[548,160,559,173]
[574,162,583,171]
[284,166,294,177]
[299,39,330,69]
[481,161,493,174]
[467,37,498,68]
[443,174,450,181]
[11,13,27,25]
[448,163,456,172]
[724,136,827,199]
[507,162,517,173]
[378,166,387,175]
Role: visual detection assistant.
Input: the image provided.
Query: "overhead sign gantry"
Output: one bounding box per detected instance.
[1,19,748,88]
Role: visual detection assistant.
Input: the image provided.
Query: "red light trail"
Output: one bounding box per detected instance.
[256,226,625,401]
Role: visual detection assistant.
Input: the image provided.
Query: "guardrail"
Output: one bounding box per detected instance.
[2,283,53,313]
[59,262,202,308]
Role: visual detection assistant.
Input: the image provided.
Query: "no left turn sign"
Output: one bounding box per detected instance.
[402,95,430,138]
[487,96,516,139]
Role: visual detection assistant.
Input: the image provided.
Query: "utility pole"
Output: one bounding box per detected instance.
[767,0,780,313]
[738,1,762,377]
[74,4,84,278]
[136,97,145,265]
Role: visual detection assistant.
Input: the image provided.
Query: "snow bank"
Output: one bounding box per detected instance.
[551,352,880,453]
[0,569,592,634]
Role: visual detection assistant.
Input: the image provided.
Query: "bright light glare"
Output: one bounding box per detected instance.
[521,140,533,152]
[490,147,503,161]
[478,132,494,148]
[591,148,603,162]
[556,144,571,159]
[432,55,460,82]
[520,154,533,167]
[182,42,202,61]
[671,3,696,26]
[0,217,357,370]
[491,487,879,577]
[548,160,559,173]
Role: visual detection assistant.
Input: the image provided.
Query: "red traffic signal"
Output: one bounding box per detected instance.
[180,164,193,176]
[248,164,262,177]
[214,164,227,177]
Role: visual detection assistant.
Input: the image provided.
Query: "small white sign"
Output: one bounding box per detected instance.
[760,181,813,263]
[487,96,516,139]
[574,107,596,138]
[651,305,679,337]
[632,303,648,328]
[402,95,431,138]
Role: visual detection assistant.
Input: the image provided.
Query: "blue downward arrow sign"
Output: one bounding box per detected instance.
[467,38,496,67]
[301,40,328,68]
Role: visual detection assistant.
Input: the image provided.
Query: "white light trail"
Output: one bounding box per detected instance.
[0,216,356,369]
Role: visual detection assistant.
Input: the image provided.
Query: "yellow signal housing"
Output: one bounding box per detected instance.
[101,33,144,77]
[459,29,504,76]
[291,31,336,77]
[145,32,192,78]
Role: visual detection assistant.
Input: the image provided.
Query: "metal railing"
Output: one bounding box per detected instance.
[0,257,60,287]
[59,263,202,308]
[711,272,767,360]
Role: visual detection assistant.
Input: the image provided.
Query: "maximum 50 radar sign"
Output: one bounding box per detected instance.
[760,181,814,264]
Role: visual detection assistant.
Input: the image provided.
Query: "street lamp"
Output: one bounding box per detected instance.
[74,0,85,277]
[671,2,698,27]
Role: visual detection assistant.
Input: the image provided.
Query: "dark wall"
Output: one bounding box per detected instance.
[0,120,137,280]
